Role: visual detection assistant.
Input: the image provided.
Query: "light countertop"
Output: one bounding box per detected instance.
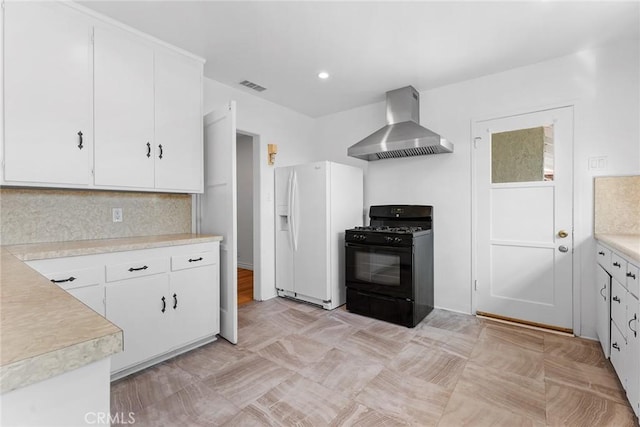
[595,234,640,264]
[0,233,222,394]
[6,233,223,261]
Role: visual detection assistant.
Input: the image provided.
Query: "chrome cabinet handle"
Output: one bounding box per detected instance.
[612,342,620,351]
[613,296,621,303]
[158,144,163,159]
[627,272,636,280]
[128,265,148,272]
[146,142,151,158]
[161,296,166,313]
[599,285,607,300]
[188,257,203,263]
[598,251,605,256]
[629,314,638,338]
[77,131,83,150]
[613,262,621,268]
[173,293,178,310]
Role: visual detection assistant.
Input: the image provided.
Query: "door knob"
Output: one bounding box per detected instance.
[557,230,569,238]
[558,245,569,253]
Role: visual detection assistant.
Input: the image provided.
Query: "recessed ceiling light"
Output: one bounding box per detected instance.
[318,71,330,80]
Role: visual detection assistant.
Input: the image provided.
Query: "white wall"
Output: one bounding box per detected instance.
[236,133,254,269]
[203,78,315,300]
[311,38,640,337]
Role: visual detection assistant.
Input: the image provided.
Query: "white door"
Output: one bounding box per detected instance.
[154,49,203,192]
[473,106,573,331]
[3,2,91,185]
[94,26,155,189]
[292,163,330,301]
[198,103,238,344]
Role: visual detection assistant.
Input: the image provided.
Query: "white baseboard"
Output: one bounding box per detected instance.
[237,262,253,271]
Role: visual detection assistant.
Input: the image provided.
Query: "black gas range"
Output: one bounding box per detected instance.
[345,205,434,327]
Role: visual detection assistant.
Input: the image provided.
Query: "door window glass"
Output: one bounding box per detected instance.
[491,125,554,183]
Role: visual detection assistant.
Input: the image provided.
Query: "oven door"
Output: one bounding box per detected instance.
[345,242,413,298]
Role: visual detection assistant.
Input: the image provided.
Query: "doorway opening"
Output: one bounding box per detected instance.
[236,132,257,306]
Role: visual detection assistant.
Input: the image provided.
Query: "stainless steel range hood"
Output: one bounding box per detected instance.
[348,86,453,161]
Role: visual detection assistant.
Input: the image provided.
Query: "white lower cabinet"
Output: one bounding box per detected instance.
[596,263,611,357]
[27,241,220,378]
[106,274,171,373]
[597,241,640,419]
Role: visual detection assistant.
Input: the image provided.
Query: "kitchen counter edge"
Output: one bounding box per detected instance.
[595,233,640,264]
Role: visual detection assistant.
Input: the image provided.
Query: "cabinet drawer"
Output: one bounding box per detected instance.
[39,267,103,291]
[611,279,627,337]
[627,262,639,299]
[611,253,627,287]
[171,250,217,272]
[596,244,611,268]
[106,257,168,282]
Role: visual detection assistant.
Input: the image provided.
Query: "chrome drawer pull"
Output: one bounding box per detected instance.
[613,296,621,303]
[128,265,148,272]
[161,296,166,313]
[188,257,203,263]
[627,272,636,280]
[612,342,620,351]
[598,251,605,256]
[613,262,621,268]
[51,276,76,284]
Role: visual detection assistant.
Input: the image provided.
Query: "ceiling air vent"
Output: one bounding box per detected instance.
[239,80,267,92]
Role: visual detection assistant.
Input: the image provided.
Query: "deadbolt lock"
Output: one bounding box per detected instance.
[557,230,569,238]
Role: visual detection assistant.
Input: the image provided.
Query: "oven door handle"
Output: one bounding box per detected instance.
[345,242,412,253]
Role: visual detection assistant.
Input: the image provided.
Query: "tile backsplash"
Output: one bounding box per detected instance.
[0,188,192,245]
[594,175,640,235]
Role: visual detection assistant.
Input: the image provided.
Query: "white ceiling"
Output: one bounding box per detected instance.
[79,1,640,118]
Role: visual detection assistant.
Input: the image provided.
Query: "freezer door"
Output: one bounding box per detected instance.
[275,166,294,293]
[292,162,330,301]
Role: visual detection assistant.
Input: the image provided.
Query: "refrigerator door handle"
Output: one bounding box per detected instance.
[291,171,298,251]
[287,170,295,251]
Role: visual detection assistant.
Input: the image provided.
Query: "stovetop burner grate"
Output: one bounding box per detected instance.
[353,225,424,233]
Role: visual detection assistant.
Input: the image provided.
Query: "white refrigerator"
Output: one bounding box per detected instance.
[275,161,363,309]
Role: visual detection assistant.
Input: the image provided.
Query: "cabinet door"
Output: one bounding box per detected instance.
[94,26,155,189]
[106,275,170,373]
[154,49,203,192]
[612,279,627,339]
[611,322,626,381]
[626,295,640,417]
[596,265,611,358]
[4,2,91,185]
[169,264,219,347]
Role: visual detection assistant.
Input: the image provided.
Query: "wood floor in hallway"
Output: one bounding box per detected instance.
[237,268,253,306]
[110,299,638,426]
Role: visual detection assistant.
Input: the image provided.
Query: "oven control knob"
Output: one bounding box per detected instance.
[394,237,403,243]
[384,236,394,242]
[357,234,366,241]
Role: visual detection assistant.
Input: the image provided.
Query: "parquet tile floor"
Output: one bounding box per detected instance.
[111,298,639,426]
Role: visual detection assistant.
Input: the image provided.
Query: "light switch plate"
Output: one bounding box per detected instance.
[112,208,123,223]
[588,156,607,171]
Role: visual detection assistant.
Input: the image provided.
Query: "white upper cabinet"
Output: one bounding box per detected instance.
[154,49,204,192]
[2,2,205,193]
[94,26,155,189]
[3,2,91,185]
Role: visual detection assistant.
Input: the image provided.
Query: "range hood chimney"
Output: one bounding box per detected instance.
[347,86,453,161]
